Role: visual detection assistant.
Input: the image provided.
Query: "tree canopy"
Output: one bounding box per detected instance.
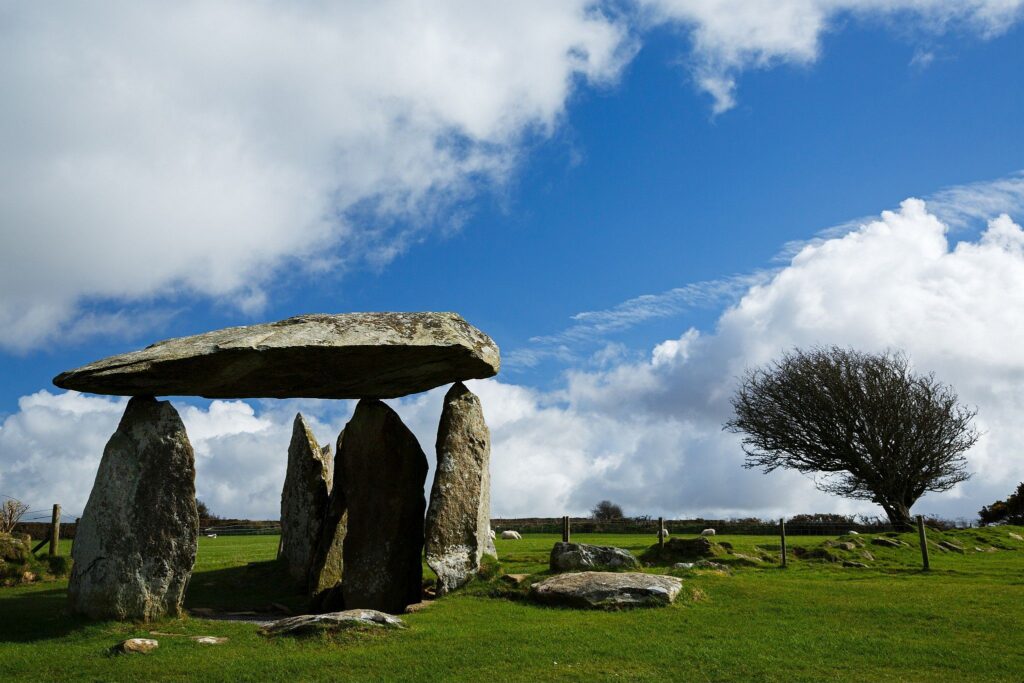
[725,347,977,528]
[591,500,624,521]
[979,482,1024,526]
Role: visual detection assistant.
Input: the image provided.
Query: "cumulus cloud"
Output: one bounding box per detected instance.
[639,0,1024,112]
[0,1,632,351]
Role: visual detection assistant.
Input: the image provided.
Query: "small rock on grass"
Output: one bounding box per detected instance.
[112,638,159,655]
[192,636,229,645]
[842,561,869,568]
[260,610,406,637]
[871,537,905,548]
[1009,532,1023,541]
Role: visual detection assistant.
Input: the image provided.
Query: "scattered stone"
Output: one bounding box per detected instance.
[425,383,494,595]
[280,414,334,587]
[260,610,406,637]
[731,553,763,563]
[848,531,860,535]
[861,551,875,561]
[701,529,716,536]
[68,396,198,621]
[1009,532,1023,541]
[842,561,869,568]
[693,560,730,572]
[871,537,905,548]
[112,638,159,655]
[20,571,37,583]
[192,636,228,645]
[938,541,965,554]
[836,542,857,551]
[672,562,694,569]
[974,546,997,553]
[549,542,640,572]
[54,312,500,400]
[501,530,522,540]
[502,574,530,586]
[336,400,427,614]
[404,601,435,613]
[529,572,683,609]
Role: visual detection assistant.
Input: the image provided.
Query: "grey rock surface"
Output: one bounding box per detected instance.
[529,572,682,609]
[425,383,493,595]
[338,400,427,614]
[259,609,406,636]
[68,396,198,621]
[280,413,333,586]
[549,542,640,572]
[54,312,500,399]
[308,429,347,606]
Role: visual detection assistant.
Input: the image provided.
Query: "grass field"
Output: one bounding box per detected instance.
[1,527,1023,681]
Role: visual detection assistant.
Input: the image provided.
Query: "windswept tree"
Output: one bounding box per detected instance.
[725,347,977,528]
[591,500,624,521]
[1,497,30,534]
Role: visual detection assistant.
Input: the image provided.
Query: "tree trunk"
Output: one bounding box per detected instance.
[880,501,914,530]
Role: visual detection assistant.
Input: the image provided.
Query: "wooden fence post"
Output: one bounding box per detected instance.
[658,516,665,552]
[917,515,930,571]
[49,504,61,556]
[780,517,787,568]
[562,515,570,543]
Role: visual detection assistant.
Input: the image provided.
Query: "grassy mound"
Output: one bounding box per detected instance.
[0,533,70,587]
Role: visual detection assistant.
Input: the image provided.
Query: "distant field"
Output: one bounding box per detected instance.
[2,527,1023,681]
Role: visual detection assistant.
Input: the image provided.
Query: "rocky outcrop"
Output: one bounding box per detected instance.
[529,572,683,609]
[308,429,347,606]
[53,312,500,399]
[425,383,493,595]
[337,400,427,614]
[259,609,406,636]
[68,396,198,621]
[279,414,333,586]
[549,542,639,572]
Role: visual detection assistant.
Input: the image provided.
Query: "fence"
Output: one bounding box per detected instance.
[494,515,940,571]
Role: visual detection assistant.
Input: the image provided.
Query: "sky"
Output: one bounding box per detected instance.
[2,1,1023,523]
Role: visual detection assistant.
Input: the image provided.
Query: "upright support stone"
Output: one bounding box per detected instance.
[424,382,494,595]
[338,400,427,614]
[308,429,347,608]
[279,413,333,587]
[68,396,198,621]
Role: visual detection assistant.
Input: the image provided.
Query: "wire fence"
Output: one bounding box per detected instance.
[490,516,976,537]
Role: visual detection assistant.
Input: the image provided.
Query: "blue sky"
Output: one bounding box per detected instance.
[2,2,1024,521]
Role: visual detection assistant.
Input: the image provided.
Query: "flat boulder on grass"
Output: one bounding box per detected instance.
[871,537,906,548]
[529,572,682,609]
[549,542,639,572]
[259,610,406,637]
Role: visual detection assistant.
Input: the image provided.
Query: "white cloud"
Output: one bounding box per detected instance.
[639,0,1024,112]
[0,1,633,351]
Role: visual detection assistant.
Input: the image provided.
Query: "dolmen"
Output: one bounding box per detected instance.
[57,312,500,620]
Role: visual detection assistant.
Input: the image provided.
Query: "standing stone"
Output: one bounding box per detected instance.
[308,429,347,608]
[338,400,427,614]
[279,413,333,586]
[68,396,198,621]
[424,382,494,595]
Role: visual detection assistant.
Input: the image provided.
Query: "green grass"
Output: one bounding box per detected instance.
[2,528,1023,681]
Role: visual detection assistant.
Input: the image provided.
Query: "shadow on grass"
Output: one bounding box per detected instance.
[185,559,308,613]
[0,585,98,643]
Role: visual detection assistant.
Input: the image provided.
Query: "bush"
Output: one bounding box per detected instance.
[979,483,1024,525]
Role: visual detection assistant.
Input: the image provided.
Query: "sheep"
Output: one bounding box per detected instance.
[488,528,496,540]
[657,528,670,540]
[500,530,522,540]
[700,528,716,536]
[205,533,218,539]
